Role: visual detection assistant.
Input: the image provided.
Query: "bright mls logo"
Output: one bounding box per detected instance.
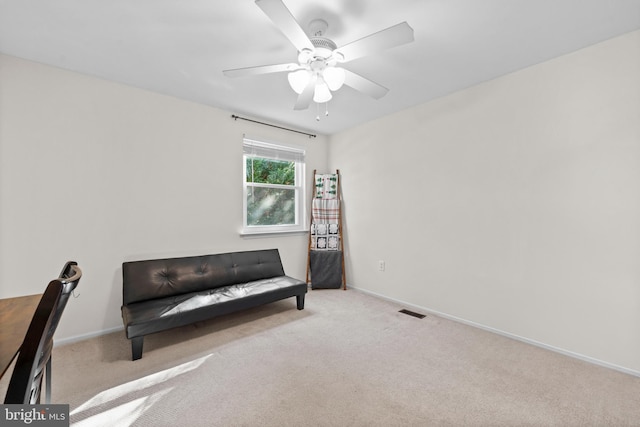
[1,405,69,426]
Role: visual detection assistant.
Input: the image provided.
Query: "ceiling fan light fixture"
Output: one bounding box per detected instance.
[288,69,311,94]
[313,79,332,103]
[322,66,345,91]
[224,0,415,113]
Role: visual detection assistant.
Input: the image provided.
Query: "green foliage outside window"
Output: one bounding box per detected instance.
[246,157,297,226]
[246,158,295,185]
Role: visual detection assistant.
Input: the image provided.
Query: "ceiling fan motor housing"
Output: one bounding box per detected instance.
[311,37,337,56]
[299,36,338,65]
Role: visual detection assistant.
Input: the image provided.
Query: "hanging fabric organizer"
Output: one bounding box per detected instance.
[306,170,346,290]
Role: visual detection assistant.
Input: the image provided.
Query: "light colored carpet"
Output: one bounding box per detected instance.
[9,289,640,426]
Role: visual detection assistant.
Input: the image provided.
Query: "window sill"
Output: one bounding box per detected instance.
[240,228,309,238]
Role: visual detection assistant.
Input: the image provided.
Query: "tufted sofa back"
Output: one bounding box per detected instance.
[122,249,286,305]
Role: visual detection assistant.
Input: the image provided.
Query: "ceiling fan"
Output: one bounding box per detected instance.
[223,0,414,111]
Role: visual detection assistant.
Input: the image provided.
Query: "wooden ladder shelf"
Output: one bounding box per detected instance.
[306,169,346,290]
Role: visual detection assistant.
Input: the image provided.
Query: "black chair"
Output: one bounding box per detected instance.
[4,280,62,404]
[49,261,82,338]
[4,262,82,404]
[44,262,82,402]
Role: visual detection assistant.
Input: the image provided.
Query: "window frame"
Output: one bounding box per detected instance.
[241,138,306,235]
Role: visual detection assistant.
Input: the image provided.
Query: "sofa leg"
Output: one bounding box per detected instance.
[296,294,305,310]
[131,336,144,361]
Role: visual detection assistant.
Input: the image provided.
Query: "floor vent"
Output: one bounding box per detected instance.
[399,309,426,319]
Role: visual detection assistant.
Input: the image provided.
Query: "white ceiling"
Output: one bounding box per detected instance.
[1,0,639,136]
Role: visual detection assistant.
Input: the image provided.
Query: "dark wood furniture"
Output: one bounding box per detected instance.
[0,294,41,379]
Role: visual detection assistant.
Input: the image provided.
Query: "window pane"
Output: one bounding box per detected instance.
[246,157,295,185]
[247,186,296,226]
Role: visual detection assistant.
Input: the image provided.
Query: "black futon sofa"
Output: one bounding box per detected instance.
[121,249,307,360]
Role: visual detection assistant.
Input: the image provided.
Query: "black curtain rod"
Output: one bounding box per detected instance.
[231,114,317,138]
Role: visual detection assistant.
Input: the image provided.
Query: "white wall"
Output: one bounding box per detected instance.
[329,30,640,373]
[0,54,328,341]
[3,29,639,374]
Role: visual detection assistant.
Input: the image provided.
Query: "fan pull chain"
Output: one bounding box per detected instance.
[315,102,331,121]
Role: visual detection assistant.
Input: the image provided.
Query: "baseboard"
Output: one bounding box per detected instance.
[55,325,124,347]
[349,285,640,378]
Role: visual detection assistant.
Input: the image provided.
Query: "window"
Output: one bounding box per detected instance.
[242,138,306,234]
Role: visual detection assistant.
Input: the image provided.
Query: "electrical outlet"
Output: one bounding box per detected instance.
[378,260,385,271]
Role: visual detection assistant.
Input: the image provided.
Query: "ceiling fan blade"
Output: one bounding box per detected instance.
[255,0,314,52]
[223,63,300,78]
[343,69,388,99]
[294,75,317,110]
[335,22,414,63]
